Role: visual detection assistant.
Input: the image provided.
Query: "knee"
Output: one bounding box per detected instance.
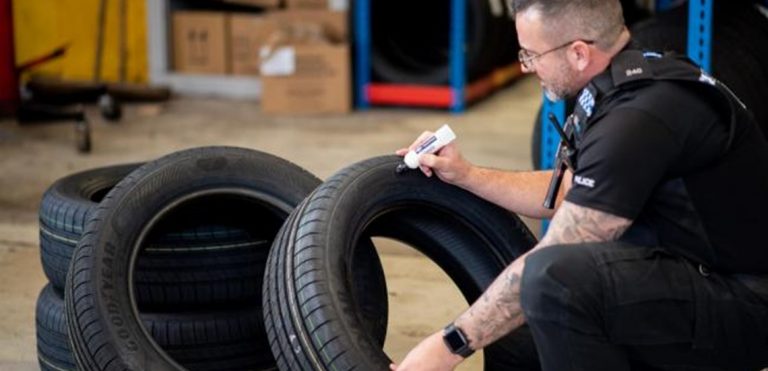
[520,244,600,321]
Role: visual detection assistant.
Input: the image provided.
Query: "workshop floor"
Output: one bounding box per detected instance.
[0,76,541,371]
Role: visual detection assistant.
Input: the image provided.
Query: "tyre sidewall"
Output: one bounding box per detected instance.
[67,147,320,370]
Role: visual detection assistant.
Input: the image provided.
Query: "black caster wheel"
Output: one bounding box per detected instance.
[98,94,122,122]
[75,119,92,153]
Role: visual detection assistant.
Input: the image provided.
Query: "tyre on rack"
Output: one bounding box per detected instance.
[493,0,521,68]
[264,155,540,371]
[64,147,389,370]
[371,0,500,85]
[629,1,768,138]
[36,283,276,371]
[369,0,649,88]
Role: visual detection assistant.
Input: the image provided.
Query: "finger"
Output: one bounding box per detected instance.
[419,154,442,177]
[395,148,409,156]
[419,153,441,169]
[420,165,432,177]
[389,363,398,371]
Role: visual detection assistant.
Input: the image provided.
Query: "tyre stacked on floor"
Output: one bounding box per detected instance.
[36,282,273,371]
[36,148,539,370]
[36,146,388,370]
[37,164,139,371]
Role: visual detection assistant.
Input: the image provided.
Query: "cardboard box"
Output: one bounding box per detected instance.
[286,0,348,11]
[270,9,347,41]
[229,10,344,76]
[230,14,279,75]
[173,12,230,74]
[261,44,350,114]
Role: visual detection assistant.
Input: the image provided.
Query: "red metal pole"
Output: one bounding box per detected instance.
[0,0,19,115]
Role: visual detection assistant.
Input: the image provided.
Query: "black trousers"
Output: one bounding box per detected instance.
[511,242,768,371]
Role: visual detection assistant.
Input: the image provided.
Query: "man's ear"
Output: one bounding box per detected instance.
[569,41,591,71]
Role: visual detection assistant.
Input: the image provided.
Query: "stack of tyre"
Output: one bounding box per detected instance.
[34,147,343,371]
[35,147,538,370]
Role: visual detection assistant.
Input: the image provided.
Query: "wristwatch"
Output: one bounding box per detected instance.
[443,323,475,358]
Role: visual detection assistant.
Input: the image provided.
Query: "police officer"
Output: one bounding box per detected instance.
[391,0,768,370]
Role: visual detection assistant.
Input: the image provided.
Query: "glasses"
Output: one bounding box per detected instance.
[518,39,595,70]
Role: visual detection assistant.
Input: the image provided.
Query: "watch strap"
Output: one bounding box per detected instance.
[443,323,475,358]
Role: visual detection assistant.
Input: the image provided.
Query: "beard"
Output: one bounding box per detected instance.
[542,61,577,101]
[544,87,566,102]
[543,79,575,101]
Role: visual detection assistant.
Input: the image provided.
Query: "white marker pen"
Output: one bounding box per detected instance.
[396,124,457,173]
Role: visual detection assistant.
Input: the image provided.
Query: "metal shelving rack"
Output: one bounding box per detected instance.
[354,0,522,113]
[539,0,714,233]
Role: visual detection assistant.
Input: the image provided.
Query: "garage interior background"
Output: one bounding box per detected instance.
[1,0,768,370]
[14,0,148,83]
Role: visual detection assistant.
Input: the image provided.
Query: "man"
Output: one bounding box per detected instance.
[391,0,768,370]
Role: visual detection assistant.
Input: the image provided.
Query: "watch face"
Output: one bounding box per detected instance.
[444,328,466,350]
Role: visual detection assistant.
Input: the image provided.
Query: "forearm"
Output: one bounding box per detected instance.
[455,167,569,219]
[453,248,530,350]
[452,236,555,350]
[452,201,632,351]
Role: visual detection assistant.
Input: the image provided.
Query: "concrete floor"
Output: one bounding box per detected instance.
[0,76,542,371]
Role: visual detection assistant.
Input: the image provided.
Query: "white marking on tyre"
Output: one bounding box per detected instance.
[289,334,303,354]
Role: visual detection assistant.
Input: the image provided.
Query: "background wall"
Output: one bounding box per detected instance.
[13,0,148,82]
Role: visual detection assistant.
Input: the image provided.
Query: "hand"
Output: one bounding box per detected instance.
[395,131,473,185]
[389,331,465,371]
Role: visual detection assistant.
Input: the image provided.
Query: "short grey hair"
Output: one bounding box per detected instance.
[508,0,625,49]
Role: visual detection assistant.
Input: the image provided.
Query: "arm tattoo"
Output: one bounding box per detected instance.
[455,268,525,350]
[539,201,632,247]
[453,201,632,351]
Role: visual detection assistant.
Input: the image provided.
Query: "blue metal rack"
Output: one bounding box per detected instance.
[354,0,371,110]
[449,0,466,112]
[354,0,469,112]
[539,0,714,234]
[687,0,714,72]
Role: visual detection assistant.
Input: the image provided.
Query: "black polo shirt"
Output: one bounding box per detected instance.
[564,70,768,273]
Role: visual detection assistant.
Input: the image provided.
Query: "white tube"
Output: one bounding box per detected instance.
[403,124,457,169]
